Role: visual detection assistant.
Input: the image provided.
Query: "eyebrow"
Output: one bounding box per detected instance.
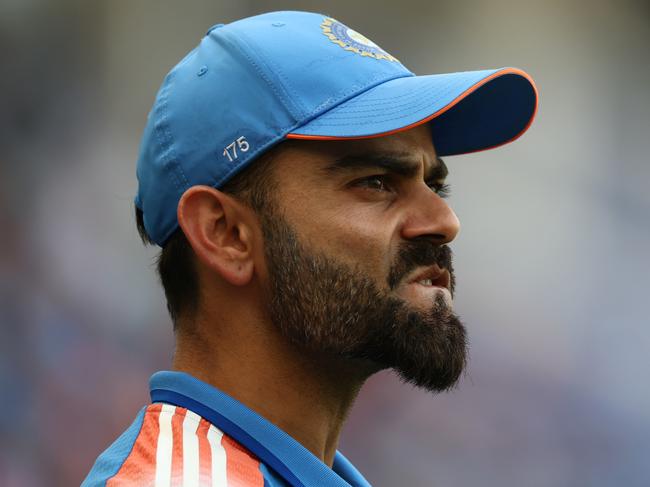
[322,151,448,181]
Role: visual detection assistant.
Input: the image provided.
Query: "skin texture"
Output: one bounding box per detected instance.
[173,123,462,467]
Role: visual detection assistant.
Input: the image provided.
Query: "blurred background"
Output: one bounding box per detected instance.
[1,0,649,485]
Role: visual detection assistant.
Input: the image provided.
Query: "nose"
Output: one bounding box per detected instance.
[400,186,461,245]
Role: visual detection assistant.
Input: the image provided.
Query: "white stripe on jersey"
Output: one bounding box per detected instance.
[207,424,228,486]
[155,404,175,487]
[182,410,201,487]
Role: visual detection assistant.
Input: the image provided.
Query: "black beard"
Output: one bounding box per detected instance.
[260,211,467,393]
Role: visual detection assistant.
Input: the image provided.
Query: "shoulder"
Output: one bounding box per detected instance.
[82,403,269,486]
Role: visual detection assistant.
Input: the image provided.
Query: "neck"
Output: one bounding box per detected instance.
[172,310,373,467]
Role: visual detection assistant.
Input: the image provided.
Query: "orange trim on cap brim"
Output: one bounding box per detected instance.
[285,67,539,155]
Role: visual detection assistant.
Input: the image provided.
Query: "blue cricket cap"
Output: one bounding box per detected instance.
[136,10,538,246]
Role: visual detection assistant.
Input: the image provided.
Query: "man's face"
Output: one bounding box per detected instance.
[257,124,466,392]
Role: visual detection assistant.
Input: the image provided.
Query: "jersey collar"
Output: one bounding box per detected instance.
[150,371,371,487]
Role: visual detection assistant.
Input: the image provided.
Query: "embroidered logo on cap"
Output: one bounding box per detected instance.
[321,17,399,62]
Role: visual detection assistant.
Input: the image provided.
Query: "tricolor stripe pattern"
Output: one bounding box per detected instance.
[107,404,264,486]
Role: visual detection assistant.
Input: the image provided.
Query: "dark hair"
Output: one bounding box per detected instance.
[136,145,283,328]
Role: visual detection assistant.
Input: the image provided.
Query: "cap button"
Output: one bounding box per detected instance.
[206,23,224,35]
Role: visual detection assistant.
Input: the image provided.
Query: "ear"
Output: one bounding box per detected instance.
[177,185,256,286]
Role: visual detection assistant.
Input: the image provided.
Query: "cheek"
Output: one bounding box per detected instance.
[293,202,398,283]
[277,171,405,279]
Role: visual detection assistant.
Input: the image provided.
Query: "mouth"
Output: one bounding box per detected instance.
[395,265,453,309]
[407,265,451,290]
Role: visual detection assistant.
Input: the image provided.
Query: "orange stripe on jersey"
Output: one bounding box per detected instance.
[197,419,212,485]
[170,407,187,486]
[222,435,264,487]
[107,403,163,486]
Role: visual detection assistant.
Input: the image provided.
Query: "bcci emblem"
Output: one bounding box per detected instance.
[321,17,399,62]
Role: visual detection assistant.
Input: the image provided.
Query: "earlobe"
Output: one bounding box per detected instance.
[177,186,255,286]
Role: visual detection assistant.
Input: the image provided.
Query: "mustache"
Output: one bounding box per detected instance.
[388,240,455,293]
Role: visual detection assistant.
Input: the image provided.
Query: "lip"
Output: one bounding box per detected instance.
[407,265,451,290]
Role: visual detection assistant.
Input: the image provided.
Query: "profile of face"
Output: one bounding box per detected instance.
[258,124,467,393]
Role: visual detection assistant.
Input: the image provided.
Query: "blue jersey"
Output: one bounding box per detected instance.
[82,371,371,486]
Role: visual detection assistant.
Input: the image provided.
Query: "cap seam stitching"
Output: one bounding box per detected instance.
[154,71,190,193]
[222,30,304,120]
[311,73,494,117]
[304,82,466,125]
[317,77,463,109]
[297,71,413,128]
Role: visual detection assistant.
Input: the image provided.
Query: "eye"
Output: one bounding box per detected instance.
[355,175,392,192]
[427,181,452,198]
